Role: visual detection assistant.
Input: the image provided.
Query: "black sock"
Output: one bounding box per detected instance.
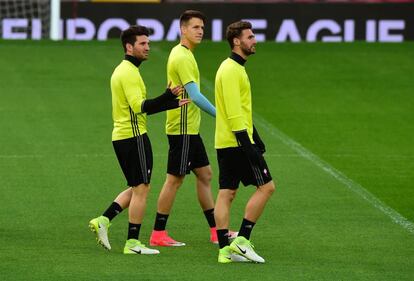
[102,202,123,221]
[238,218,256,240]
[153,212,169,231]
[203,208,216,228]
[217,229,229,249]
[127,223,141,240]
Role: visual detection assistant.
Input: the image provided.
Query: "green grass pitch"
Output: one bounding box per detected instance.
[0,40,413,280]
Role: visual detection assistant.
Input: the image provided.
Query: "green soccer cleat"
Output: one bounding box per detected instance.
[89,216,111,250]
[123,239,160,255]
[218,246,251,264]
[230,236,265,263]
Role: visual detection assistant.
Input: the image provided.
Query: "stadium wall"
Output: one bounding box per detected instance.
[2,2,414,42]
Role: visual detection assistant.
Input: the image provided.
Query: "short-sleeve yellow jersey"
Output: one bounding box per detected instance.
[165,44,201,135]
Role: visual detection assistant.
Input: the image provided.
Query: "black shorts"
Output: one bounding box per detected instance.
[167,134,210,176]
[217,146,272,189]
[112,134,153,187]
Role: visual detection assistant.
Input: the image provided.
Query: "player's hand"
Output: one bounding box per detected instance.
[253,126,266,154]
[170,85,183,96]
[235,130,263,167]
[178,98,191,107]
[167,81,183,97]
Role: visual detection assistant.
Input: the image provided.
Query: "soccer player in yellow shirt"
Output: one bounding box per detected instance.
[88,25,189,254]
[214,21,276,263]
[149,10,234,246]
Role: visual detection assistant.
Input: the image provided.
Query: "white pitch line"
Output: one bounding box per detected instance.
[254,114,414,235]
[0,155,45,159]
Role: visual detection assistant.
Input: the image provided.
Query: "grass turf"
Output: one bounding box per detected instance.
[0,40,413,280]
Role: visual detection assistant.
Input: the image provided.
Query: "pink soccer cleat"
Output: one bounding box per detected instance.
[150,230,186,247]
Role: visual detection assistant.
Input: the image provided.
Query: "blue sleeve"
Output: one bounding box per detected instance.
[184,82,216,117]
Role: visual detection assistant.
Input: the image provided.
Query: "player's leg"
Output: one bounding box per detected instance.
[215,188,237,244]
[215,189,249,263]
[242,180,275,230]
[238,157,275,239]
[114,187,132,209]
[150,135,187,246]
[230,154,275,263]
[89,137,140,251]
[128,184,149,225]
[215,189,235,263]
[230,181,275,262]
[193,165,214,211]
[156,173,184,215]
[214,148,249,263]
[191,135,214,211]
[192,165,218,242]
[150,174,186,246]
[191,135,237,243]
[119,134,158,254]
[123,183,159,255]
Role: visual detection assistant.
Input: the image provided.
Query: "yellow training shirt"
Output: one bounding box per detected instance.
[166,44,201,135]
[215,56,254,149]
[111,59,147,141]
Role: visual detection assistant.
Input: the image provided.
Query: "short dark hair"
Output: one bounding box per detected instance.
[121,25,149,52]
[179,10,206,27]
[226,21,252,49]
